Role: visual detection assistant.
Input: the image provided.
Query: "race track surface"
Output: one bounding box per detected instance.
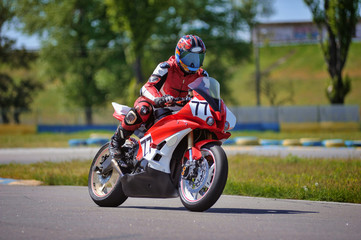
[1,185,360,240]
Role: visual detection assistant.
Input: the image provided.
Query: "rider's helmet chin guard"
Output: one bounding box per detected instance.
[175,35,206,74]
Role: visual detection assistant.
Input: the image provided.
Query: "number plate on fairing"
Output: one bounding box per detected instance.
[189,97,212,121]
[140,134,152,157]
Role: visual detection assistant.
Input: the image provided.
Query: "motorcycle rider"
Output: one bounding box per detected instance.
[109,35,209,167]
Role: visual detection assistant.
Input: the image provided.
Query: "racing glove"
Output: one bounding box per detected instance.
[154,95,174,107]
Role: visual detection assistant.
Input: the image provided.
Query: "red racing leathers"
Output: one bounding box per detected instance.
[123,55,208,131]
[109,55,208,161]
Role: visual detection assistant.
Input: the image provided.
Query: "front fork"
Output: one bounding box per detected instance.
[187,130,213,161]
[187,131,194,161]
[182,131,196,180]
[182,131,212,180]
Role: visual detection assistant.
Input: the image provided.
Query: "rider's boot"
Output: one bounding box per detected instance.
[109,125,133,168]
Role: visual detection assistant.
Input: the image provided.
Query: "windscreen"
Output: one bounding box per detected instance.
[188,77,221,112]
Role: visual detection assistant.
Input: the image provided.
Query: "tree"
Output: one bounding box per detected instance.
[103,0,254,104]
[15,0,126,124]
[0,74,13,123]
[260,49,296,106]
[0,0,40,124]
[261,75,295,106]
[304,0,360,104]
[234,0,274,106]
[0,0,15,63]
[105,0,170,85]
[12,78,42,123]
[143,0,254,101]
[13,0,264,122]
[0,0,17,123]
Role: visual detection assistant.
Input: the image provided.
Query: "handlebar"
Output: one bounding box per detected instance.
[154,96,191,108]
[172,97,191,106]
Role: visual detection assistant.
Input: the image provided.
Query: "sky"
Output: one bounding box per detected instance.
[262,0,313,22]
[5,0,313,50]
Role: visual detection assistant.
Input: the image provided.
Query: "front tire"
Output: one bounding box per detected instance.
[178,143,228,212]
[88,142,128,207]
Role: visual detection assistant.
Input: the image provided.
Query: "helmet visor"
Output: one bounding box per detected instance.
[180,52,205,71]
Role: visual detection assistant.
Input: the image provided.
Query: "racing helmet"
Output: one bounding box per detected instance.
[175,35,206,74]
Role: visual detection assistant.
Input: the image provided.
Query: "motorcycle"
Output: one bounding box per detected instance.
[88,77,236,212]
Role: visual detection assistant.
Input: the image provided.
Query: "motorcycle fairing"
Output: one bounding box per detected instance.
[137,128,192,173]
[225,106,236,130]
[120,164,179,198]
[119,129,191,198]
[112,102,131,121]
[134,91,232,172]
[188,96,212,121]
[177,92,228,136]
[183,146,203,160]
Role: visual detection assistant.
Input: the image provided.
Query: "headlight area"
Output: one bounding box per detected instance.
[224,121,230,131]
[206,116,215,126]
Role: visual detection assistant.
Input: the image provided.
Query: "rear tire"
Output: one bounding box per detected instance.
[88,142,128,207]
[178,143,228,212]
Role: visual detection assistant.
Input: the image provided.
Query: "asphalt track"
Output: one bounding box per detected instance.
[0,145,360,164]
[1,185,360,240]
[0,147,360,239]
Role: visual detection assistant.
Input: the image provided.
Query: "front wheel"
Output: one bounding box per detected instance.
[88,142,128,207]
[178,143,228,212]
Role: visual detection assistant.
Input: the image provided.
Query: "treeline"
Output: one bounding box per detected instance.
[2,0,275,124]
[0,2,42,124]
[1,0,359,124]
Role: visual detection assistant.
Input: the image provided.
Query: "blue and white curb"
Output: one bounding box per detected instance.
[224,136,361,148]
[0,178,42,185]
[0,178,17,185]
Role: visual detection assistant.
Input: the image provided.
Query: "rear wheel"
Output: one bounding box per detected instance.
[178,143,228,212]
[88,143,128,207]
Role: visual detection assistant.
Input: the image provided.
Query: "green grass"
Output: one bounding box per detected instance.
[1,155,360,204]
[225,154,361,203]
[0,160,91,186]
[0,131,113,148]
[230,42,361,106]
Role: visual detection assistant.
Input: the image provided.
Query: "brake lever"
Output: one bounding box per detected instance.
[173,97,190,106]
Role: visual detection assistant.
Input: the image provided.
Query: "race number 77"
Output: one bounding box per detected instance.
[191,100,208,116]
[140,135,152,156]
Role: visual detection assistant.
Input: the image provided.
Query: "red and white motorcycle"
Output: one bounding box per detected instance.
[88,77,236,212]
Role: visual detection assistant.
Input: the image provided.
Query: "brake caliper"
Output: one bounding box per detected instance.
[181,159,200,181]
